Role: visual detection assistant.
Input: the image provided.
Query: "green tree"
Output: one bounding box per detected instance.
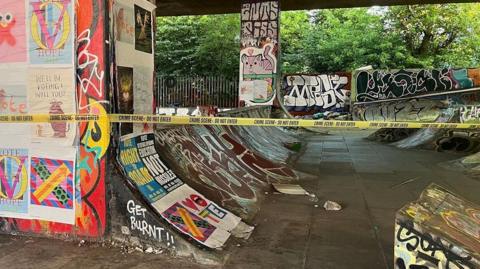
[192,15,240,77]
[154,4,480,76]
[280,11,311,73]
[155,16,201,75]
[303,8,409,72]
[385,4,480,68]
[155,14,240,77]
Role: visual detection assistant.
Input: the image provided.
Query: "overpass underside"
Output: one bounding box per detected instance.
[155,0,475,16]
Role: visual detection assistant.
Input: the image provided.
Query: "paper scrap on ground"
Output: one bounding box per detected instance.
[272,183,308,195]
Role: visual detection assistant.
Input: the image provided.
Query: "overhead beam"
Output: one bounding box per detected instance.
[156,0,476,16]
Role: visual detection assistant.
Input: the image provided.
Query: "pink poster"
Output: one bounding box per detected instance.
[0,1,27,63]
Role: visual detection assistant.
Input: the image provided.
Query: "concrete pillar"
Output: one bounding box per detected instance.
[239,0,280,107]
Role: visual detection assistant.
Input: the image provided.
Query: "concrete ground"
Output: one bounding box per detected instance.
[1,130,479,269]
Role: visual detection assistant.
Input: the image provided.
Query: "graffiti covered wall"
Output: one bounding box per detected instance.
[352,99,448,122]
[239,0,279,107]
[282,73,352,116]
[354,68,480,103]
[395,184,480,268]
[460,105,480,123]
[0,0,109,238]
[75,0,109,238]
[154,125,297,219]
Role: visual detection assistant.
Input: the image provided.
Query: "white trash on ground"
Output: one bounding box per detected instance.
[323,200,342,211]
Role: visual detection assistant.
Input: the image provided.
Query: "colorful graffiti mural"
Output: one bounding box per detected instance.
[0,0,108,238]
[154,125,297,218]
[354,68,480,102]
[282,73,351,116]
[395,184,480,268]
[75,0,109,237]
[239,0,279,107]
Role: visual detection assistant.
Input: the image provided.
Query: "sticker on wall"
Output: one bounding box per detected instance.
[114,0,135,45]
[134,4,152,54]
[28,0,74,65]
[29,156,75,224]
[28,68,76,145]
[0,1,27,63]
[0,148,29,218]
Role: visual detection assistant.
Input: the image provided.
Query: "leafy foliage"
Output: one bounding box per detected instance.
[303,8,409,72]
[386,4,480,68]
[155,15,239,76]
[155,4,480,76]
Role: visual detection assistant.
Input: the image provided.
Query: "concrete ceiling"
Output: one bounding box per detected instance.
[156,0,476,16]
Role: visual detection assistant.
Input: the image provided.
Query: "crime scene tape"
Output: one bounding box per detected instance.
[0,114,479,129]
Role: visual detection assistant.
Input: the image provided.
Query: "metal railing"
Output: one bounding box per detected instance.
[156,76,239,108]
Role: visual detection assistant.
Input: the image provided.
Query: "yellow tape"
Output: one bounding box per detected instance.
[0,114,100,123]
[0,113,479,129]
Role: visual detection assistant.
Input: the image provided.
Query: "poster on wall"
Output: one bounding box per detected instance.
[239,0,279,107]
[28,0,75,65]
[134,4,152,54]
[114,0,135,45]
[28,147,75,224]
[0,1,27,63]
[134,133,184,193]
[118,135,167,203]
[133,65,153,132]
[114,0,155,135]
[117,66,134,134]
[118,133,252,249]
[27,68,76,145]
[0,148,29,218]
[160,202,224,244]
[153,184,242,232]
[0,66,29,137]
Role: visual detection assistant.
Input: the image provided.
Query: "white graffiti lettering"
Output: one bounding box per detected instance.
[283,74,350,112]
[127,200,175,247]
[77,29,105,98]
[460,106,480,123]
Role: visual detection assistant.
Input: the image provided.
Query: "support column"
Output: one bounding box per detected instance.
[239,0,280,107]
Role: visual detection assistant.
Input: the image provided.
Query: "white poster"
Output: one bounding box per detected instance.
[115,0,155,135]
[0,144,30,219]
[27,68,76,146]
[28,146,76,224]
[0,65,30,137]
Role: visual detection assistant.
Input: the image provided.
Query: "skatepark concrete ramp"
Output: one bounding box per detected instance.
[112,108,300,258]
